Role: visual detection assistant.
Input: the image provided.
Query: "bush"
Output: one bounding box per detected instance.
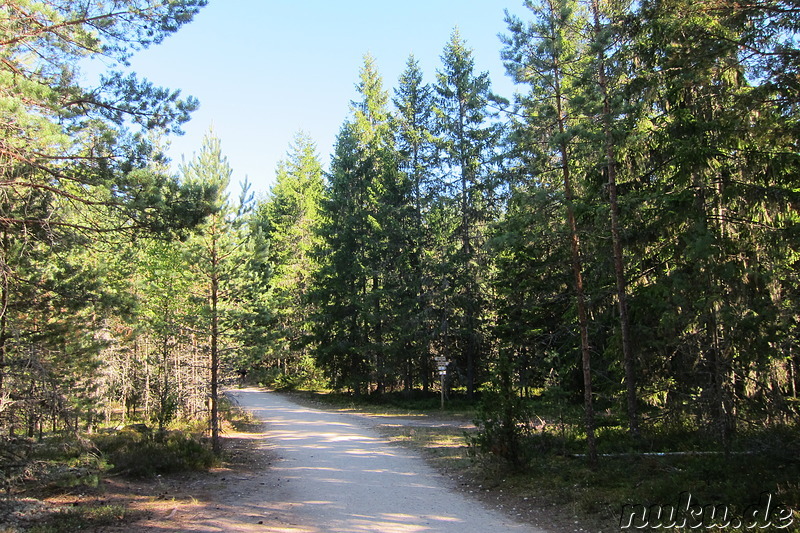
[469,356,535,468]
[259,366,327,391]
[92,426,217,478]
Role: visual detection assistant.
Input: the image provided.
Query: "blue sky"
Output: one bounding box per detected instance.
[120,1,525,197]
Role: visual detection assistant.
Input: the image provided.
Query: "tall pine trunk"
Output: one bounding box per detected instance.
[554,52,597,466]
[589,0,638,437]
[0,230,8,404]
[210,227,220,455]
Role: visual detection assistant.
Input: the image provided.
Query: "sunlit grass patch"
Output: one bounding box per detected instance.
[219,394,264,433]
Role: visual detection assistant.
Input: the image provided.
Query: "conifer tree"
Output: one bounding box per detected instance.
[182,131,256,453]
[261,132,324,378]
[0,1,210,425]
[434,29,502,398]
[311,123,371,392]
[502,0,597,463]
[311,55,412,393]
[584,0,639,436]
[393,56,439,392]
[625,0,800,442]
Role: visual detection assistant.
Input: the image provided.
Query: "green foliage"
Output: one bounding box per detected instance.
[181,130,266,452]
[0,0,210,238]
[0,0,212,445]
[1,435,109,499]
[259,132,324,376]
[433,28,502,398]
[259,368,311,391]
[310,55,415,395]
[470,356,535,468]
[4,5,800,526]
[92,427,217,478]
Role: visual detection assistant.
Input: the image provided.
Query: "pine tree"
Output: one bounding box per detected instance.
[182,131,253,453]
[0,1,210,423]
[502,0,598,463]
[584,0,639,436]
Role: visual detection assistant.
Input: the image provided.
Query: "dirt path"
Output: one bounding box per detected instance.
[100,388,547,532]
[215,387,545,533]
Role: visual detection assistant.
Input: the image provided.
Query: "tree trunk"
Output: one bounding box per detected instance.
[589,0,638,437]
[0,230,9,405]
[554,52,597,466]
[210,230,221,455]
[159,332,169,433]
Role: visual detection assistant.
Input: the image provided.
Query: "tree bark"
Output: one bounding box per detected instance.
[589,0,638,437]
[553,47,597,466]
[0,230,9,404]
[210,225,220,454]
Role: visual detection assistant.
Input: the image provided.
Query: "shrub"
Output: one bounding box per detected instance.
[259,367,328,391]
[469,355,535,468]
[92,426,217,478]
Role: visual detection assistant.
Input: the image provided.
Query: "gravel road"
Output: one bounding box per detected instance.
[226,388,546,533]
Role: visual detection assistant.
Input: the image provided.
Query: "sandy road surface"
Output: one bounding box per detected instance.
[226,388,545,533]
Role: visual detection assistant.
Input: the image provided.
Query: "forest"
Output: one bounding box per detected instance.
[1,0,799,499]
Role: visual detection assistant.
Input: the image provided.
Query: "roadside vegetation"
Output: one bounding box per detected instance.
[0,396,259,532]
[0,429,209,532]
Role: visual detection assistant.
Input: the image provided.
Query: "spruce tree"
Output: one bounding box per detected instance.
[393,56,439,392]
[311,55,412,393]
[434,29,502,398]
[626,0,800,442]
[311,123,371,392]
[261,132,324,379]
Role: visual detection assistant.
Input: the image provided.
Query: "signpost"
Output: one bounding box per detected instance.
[434,355,448,409]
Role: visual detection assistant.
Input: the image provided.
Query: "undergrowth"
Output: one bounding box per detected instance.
[91,426,217,478]
[469,393,800,532]
[25,504,132,533]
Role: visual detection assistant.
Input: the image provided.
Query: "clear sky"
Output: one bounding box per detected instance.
[119,1,525,198]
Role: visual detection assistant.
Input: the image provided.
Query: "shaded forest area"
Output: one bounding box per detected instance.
[1,0,799,516]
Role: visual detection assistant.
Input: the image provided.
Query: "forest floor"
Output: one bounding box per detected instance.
[3,426,288,532]
[4,389,598,532]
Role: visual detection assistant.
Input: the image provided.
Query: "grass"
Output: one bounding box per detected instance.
[384,424,475,472]
[26,504,132,533]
